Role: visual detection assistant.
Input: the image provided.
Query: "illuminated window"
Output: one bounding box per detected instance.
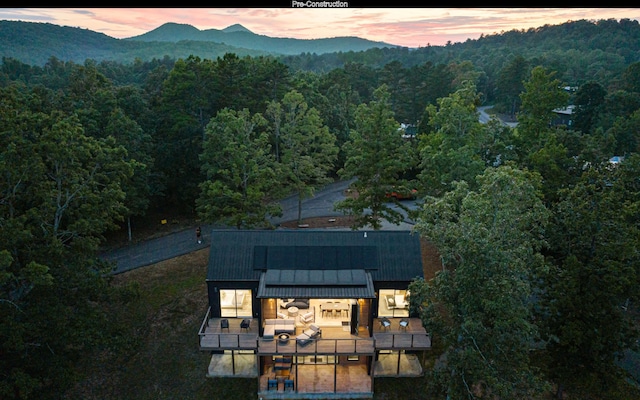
[377,289,409,318]
[220,289,252,317]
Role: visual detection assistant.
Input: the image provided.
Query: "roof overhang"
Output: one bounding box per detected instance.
[256,269,376,299]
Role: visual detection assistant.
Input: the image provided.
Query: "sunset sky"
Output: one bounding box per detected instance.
[1,8,638,48]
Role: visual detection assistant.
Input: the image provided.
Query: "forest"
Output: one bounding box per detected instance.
[1,17,640,399]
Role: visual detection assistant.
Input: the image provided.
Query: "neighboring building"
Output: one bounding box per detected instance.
[399,123,417,139]
[551,104,575,127]
[198,229,432,399]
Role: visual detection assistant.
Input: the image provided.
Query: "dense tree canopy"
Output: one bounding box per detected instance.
[2,19,640,397]
[0,86,133,399]
[539,155,640,399]
[412,166,551,399]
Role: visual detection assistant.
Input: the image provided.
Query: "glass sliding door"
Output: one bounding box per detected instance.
[377,289,409,318]
[220,289,252,317]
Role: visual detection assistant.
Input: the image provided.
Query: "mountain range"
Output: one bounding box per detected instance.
[125,22,396,54]
[0,20,398,66]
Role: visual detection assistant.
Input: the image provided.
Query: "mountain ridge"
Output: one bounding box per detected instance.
[0,19,399,65]
[124,22,398,54]
[221,23,252,33]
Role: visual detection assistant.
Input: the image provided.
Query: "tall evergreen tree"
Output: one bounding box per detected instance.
[196,108,281,229]
[335,85,416,229]
[418,80,486,196]
[267,90,338,224]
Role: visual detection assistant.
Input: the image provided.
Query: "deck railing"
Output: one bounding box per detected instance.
[197,306,212,337]
[199,313,431,352]
[200,332,430,353]
[256,336,376,355]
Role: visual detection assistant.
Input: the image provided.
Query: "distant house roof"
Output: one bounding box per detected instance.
[552,104,575,115]
[206,230,424,292]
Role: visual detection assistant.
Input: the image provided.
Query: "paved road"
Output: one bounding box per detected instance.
[101,179,418,274]
[478,106,518,128]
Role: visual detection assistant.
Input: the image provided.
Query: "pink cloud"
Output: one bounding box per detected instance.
[1,8,638,48]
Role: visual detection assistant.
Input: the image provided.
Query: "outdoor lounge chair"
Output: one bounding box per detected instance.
[220,319,229,332]
[284,379,294,391]
[296,323,321,346]
[300,310,314,324]
[268,379,278,390]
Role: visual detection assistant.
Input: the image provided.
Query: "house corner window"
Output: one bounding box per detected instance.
[377,289,409,318]
[220,289,252,317]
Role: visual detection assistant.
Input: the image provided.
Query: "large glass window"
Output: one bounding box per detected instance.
[378,289,409,318]
[295,355,337,364]
[220,289,252,317]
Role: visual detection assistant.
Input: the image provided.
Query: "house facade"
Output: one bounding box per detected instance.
[198,229,431,399]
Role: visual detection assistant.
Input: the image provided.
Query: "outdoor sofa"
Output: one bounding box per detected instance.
[263,318,295,340]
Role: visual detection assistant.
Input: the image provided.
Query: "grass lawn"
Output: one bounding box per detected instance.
[65,248,258,399]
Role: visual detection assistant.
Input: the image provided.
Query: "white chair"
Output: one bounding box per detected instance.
[300,310,314,324]
[277,311,288,319]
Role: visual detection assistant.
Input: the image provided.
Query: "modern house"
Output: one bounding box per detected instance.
[198,229,432,399]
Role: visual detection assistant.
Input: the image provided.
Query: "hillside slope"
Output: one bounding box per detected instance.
[0,20,397,66]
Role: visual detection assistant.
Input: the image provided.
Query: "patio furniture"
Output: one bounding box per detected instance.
[220,319,229,332]
[300,310,314,324]
[263,318,295,340]
[284,379,294,391]
[385,294,409,309]
[240,319,251,331]
[268,379,278,390]
[296,323,321,346]
[288,306,299,317]
[380,317,391,330]
[399,318,409,330]
[278,333,290,344]
[274,357,292,370]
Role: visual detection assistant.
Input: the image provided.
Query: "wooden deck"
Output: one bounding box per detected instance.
[201,316,429,398]
[199,317,431,353]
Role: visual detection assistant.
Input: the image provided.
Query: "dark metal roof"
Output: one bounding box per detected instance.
[206,229,423,285]
[257,269,376,298]
[264,268,369,286]
[253,245,378,270]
